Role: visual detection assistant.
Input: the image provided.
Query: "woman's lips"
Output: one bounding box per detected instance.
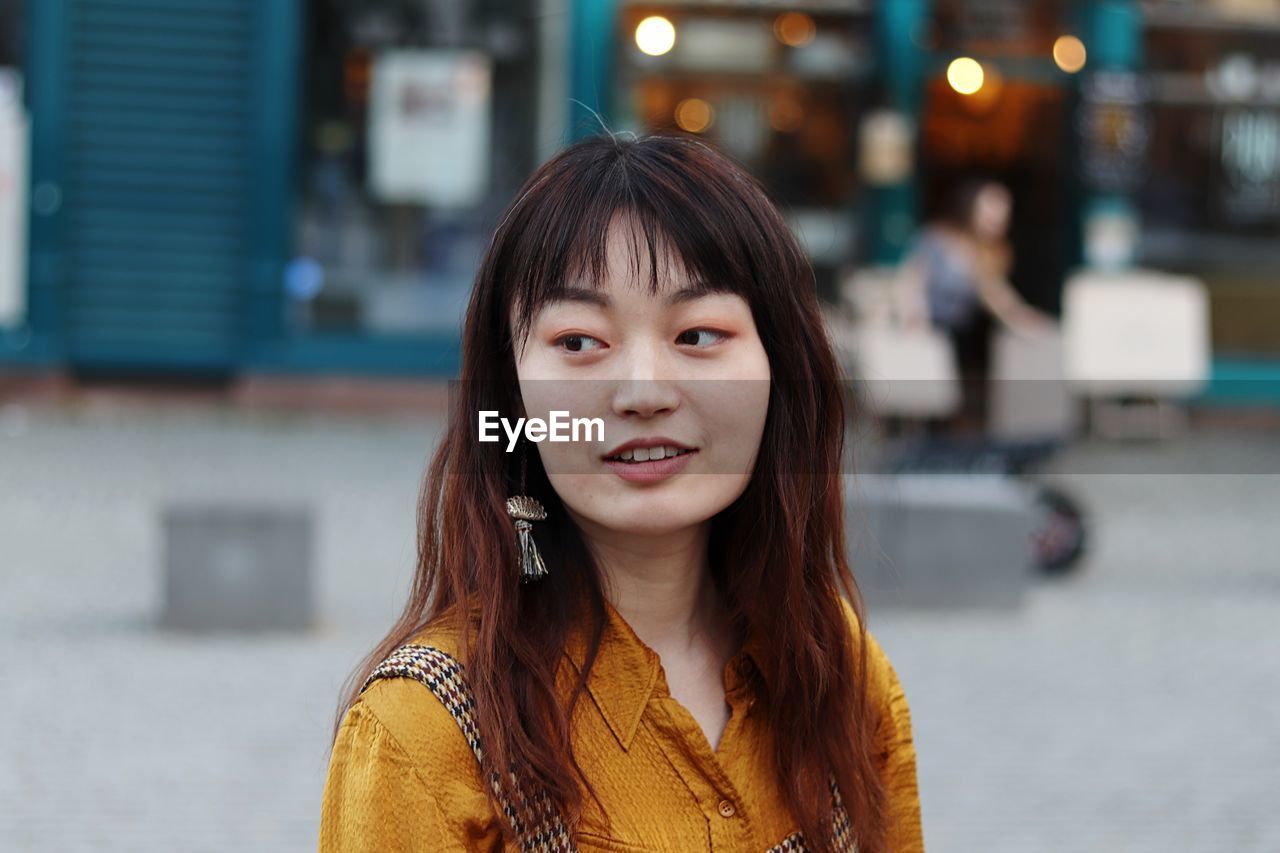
[602,449,697,484]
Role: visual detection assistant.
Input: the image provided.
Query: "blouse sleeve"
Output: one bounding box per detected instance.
[319,701,465,853]
[865,631,926,853]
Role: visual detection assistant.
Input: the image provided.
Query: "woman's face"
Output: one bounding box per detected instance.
[511,216,772,539]
[971,184,1011,240]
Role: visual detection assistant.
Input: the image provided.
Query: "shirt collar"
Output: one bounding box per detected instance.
[562,597,661,751]
[561,597,774,751]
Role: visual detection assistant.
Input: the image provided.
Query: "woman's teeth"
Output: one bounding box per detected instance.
[608,446,693,463]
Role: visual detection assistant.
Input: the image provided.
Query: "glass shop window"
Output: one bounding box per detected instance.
[288,0,541,337]
[616,1,877,299]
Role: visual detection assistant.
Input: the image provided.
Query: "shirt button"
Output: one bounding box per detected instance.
[717,799,737,818]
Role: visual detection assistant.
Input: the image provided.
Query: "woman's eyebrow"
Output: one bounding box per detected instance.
[548,282,729,309]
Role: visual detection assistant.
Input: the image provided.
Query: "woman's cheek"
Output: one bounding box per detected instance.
[697,378,770,476]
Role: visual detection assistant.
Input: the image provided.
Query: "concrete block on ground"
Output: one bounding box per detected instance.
[847,475,1034,610]
[161,503,314,632]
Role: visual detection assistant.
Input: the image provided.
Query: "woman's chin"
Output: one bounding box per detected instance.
[575,499,720,539]
[553,470,752,537]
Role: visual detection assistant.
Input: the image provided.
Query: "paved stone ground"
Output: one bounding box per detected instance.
[0,397,1277,852]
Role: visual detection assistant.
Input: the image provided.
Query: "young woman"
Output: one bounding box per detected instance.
[893,179,1056,431]
[320,134,924,853]
[896,179,1053,341]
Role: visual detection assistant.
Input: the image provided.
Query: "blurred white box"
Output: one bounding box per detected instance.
[832,323,961,418]
[1062,269,1211,397]
[989,325,1077,440]
[839,265,899,324]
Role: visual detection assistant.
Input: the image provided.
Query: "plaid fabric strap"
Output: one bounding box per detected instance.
[764,776,856,852]
[362,643,855,853]
[361,643,576,852]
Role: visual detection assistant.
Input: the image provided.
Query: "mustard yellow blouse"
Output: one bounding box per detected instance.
[320,598,924,852]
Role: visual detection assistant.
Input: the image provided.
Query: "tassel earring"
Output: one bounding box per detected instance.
[507,442,549,582]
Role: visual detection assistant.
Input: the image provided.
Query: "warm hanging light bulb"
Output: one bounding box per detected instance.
[674,98,714,133]
[1053,35,1087,73]
[635,16,676,56]
[947,57,985,95]
[774,12,816,47]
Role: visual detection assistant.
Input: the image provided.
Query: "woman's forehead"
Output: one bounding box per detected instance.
[540,227,706,303]
[506,204,754,343]
[594,214,689,287]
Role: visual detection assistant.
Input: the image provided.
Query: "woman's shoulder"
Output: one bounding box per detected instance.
[835,596,910,719]
[323,618,502,850]
[344,617,481,782]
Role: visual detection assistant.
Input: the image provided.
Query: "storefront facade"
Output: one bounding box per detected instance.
[2,0,1278,385]
[9,0,302,375]
[1,0,558,377]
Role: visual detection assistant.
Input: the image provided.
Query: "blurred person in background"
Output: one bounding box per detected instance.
[894,178,1056,430]
[320,134,923,852]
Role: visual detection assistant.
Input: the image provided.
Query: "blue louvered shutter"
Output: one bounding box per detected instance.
[56,0,282,372]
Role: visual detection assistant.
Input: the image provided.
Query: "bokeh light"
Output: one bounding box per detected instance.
[635,16,676,57]
[1053,35,1087,74]
[674,97,714,133]
[768,96,804,133]
[947,56,985,95]
[774,12,816,48]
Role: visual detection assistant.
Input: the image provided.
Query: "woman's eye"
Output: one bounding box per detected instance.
[675,328,727,348]
[555,334,606,353]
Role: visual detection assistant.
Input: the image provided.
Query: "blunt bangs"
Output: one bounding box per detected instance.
[491,134,804,348]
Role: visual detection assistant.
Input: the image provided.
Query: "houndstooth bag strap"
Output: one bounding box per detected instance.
[763,776,856,852]
[361,643,577,853]
[362,643,855,853]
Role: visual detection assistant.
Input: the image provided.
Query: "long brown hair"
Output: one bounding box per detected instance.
[333,133,888,853]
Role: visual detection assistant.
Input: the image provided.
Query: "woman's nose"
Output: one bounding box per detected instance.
[611,379,680,418]
[610,344,681,418]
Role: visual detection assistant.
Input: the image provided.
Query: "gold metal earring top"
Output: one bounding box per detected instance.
[506,495,547,522]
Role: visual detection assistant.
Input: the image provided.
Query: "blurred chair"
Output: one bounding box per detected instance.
[1061,269,1211,438]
